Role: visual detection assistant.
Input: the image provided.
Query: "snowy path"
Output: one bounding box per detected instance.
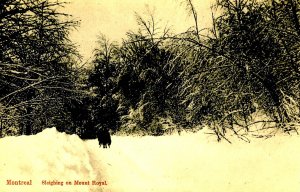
[1,128,300,192]
[96,132,300,192]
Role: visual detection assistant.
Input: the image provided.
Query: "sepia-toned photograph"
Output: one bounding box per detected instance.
[0,0,300,191]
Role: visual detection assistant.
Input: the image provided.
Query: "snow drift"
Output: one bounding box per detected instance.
[0,128,106,192]
[1,127,300,192]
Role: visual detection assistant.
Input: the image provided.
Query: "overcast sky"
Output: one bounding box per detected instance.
[64,0,215,61]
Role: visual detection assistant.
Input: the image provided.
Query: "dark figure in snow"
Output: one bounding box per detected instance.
[97,127,111,148]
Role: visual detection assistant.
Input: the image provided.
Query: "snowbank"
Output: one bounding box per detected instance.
[0,127,106,192]
[1,127,300,192]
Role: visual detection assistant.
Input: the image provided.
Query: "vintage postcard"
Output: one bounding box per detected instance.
[0,0,300,191]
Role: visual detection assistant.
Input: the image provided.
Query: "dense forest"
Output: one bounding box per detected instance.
[0,0,299,141]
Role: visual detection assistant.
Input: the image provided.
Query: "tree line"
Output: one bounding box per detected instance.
[1,0,299,141]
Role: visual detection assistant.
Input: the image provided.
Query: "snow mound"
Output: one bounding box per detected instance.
[0,127,106,192]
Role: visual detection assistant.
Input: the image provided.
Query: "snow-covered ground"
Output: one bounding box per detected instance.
[1,127,300,192]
